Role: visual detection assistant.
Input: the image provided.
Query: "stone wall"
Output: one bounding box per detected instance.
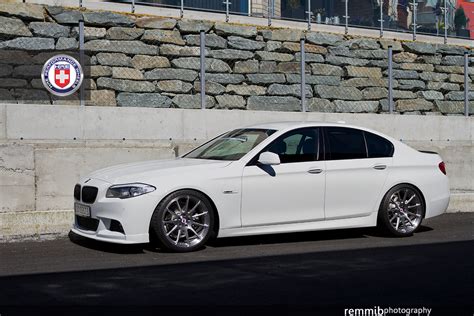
[0,2,473,115]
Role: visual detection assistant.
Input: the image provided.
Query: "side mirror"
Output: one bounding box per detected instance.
[258,152,280,165]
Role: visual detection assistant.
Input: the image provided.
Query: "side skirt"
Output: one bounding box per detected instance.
[217,212,378,238]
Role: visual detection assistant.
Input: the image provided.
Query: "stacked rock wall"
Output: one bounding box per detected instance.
[0,3,473,115]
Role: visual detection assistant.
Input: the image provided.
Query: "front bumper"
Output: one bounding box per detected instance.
[72,178,160,244]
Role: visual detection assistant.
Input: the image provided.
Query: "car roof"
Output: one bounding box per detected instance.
[246,121,357,131]
[243,121,399,147]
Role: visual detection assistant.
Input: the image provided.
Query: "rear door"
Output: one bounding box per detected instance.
[323,127,393,219]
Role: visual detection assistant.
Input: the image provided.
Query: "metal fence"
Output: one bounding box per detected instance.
[91,0,474,42]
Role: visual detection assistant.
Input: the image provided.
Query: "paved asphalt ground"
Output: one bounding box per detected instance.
[0,213,473,315]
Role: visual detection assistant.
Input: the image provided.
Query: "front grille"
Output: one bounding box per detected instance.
[76,216,99,231]
[74,184,81,201]
[82,186,98,204]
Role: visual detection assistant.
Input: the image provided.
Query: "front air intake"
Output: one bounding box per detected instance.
[75,216,99,231]
[110,220,125,234]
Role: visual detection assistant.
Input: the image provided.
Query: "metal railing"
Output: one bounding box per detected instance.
[97,0,472,42]
[22,0,474,42]
[61,0,474,42]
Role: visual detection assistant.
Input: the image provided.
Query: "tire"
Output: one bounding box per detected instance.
[150,190,215,252]
[377,184,425,237]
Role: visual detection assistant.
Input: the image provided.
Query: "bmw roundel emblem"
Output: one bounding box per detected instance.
[41,54,84,97]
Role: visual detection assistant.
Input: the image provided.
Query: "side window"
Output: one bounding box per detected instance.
[364,131,394,158]
[325,127,367,160]
[265,128,320,164]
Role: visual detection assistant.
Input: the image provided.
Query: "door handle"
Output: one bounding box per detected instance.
[308,168,323,174]
[373,164,387,170]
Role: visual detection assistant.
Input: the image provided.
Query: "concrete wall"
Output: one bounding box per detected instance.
[0,103,472,240]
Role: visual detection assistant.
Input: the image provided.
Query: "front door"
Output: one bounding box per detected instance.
[241,127,326,226]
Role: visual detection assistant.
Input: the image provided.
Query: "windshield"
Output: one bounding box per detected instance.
[184,128,276,161]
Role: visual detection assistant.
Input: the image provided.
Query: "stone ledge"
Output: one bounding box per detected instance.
[448,192,474,214]
[0,210,74,241]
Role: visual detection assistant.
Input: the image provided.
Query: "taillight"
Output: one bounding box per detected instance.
[438,161,446,175]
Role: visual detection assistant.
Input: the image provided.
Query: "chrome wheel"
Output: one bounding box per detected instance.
[161,195,210,249]
[387,187,423,234]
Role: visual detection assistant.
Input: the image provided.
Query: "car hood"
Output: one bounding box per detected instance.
[86,158,232,184]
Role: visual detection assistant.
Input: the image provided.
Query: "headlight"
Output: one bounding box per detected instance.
[106,183,156,199]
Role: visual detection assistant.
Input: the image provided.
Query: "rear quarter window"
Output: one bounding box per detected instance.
[364,131,394,158]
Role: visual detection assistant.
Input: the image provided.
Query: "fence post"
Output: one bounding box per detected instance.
[248,0,251,16]
[306,0,311,31]
[200,30,206,110]
[388,45,393,114]
[300,37,306,112]
[443,0,448,44]
[412,0,417,41]
[79,0,82,8]
[180,0,184,18]
[379,0,383,38]
[267,0,272,27]
[131,0,135,13]
[224,0,231,22]
[344,0,349,35]
[79,20,85,107]
[465,51,469,117]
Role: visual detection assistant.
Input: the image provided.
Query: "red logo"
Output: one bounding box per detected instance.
[54,64,70,88]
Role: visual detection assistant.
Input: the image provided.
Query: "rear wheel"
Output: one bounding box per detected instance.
[378,184,425,237]
[150,190,214,252]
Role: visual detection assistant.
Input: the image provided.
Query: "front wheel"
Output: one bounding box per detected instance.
[377,184,425,237]
[150,190,214,252]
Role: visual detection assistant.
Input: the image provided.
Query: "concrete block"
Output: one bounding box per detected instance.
[0,144,34,186]
[437,116,473,143]
[238,109,309,128]
[441,144,474,192]
[176,141,202,156]
[0,185,35,212]
[390,115,440,141]
[83,106,183,140]
[6,105,82,140]
[0,210,74,240]
[304,112,327,122]
[447,192,474,213]
[413,141,473,192]
[181,109,215,141]
[0,104,5,140]
[34,146,175,211]
[321,113,395,136]
[182,109,246,140]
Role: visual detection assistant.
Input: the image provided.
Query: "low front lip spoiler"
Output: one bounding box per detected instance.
[71,226,146,245]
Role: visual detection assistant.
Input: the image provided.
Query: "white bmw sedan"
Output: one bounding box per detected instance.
[72,122,450,252]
